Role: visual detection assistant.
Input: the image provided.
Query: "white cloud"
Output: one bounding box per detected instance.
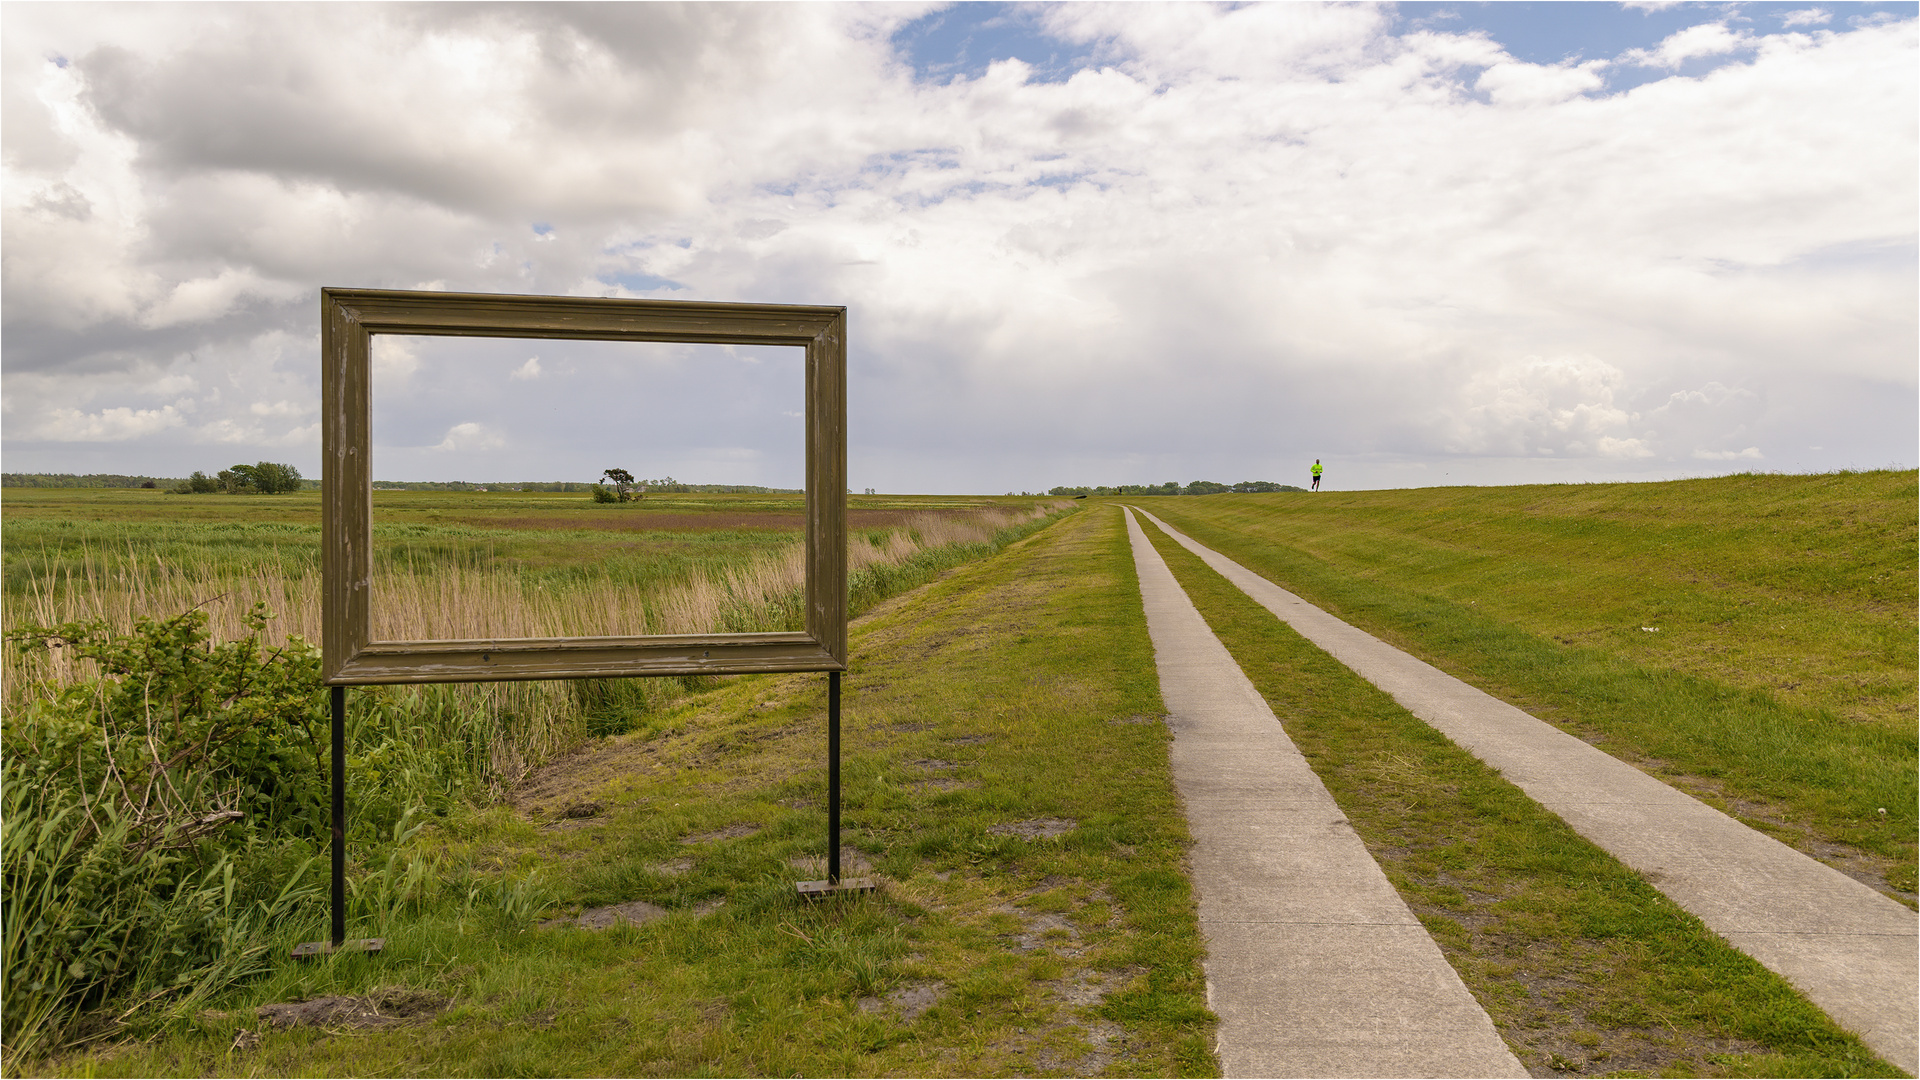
[431,422,505,453]
[1597,436,1657,459]
[510,356,543,381]
[372,336,422,388]
[31,404,182,441]
[1445,355,1639,458]
[1620,22,1758,68]
[141,267,302,329]
[1693,446,1763,460]
[1475,59,1608,106]
[1781,9,1833,29]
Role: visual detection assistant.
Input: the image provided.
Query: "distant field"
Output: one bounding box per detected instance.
[1136,470,1919,898]
[1,488,1052,638]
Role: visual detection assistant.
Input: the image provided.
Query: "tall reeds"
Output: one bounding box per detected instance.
[3,505,1059,795]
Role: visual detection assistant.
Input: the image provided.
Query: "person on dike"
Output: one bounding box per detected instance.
[1310,459,1323,491]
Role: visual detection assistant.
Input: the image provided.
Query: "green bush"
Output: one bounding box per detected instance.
[1,604,516,1063]
[1,606,333,1061]
[7,605,330,839]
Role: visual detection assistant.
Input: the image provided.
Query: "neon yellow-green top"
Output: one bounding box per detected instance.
[1310,462,1323,476]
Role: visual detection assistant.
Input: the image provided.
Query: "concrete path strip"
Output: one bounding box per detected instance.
[1132,507,1920,1076]
[1123,508,1526,1079]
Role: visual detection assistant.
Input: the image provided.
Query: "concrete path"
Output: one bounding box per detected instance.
[1132,507,1920,1076]
[1123,508,1527,1078]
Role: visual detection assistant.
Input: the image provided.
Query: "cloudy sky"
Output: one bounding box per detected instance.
[3,1,1914,493]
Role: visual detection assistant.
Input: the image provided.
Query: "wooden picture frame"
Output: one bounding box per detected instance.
[320,288,847,685]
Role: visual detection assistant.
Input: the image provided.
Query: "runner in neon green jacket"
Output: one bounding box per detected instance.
[1310,459,1323,491]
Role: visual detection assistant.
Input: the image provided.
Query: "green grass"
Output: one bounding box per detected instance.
[1130,472,1918,899]
[44,505,1217,1077]
[1136,510,1902,1078]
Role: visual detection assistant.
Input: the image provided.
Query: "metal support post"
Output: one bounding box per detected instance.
[331,683,346,945]
[294,685,383,958]
[797,668,873,899]
[828,669,841,884]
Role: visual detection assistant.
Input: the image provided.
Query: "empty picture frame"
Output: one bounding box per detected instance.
[320,288,847,685]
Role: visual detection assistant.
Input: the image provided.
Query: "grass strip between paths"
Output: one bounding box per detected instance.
[60,505,1218,1078]
[1137,512,1901,1080]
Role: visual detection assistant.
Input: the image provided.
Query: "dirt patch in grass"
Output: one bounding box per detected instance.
[976,886,1147,1076]
[679,823,761,844]
[990,817,1077,840]
[541,900,671,931]
[913,778,978,792]
[1033,1017,1132,1078]
[257,988,448,1031]
[857,980,947,1020]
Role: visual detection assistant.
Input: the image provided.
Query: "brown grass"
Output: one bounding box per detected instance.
[3,507,1053,706]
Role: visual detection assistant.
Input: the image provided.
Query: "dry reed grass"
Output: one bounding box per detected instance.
[3,505,1054,713]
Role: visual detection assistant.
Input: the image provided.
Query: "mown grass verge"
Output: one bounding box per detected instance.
[1137,511,1900,1079]
[1133,472,1917,902]
[42,506,1217,1077]
[1,503,1072,1067]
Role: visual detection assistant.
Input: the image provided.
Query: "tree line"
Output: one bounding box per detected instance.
[2,473,173,489]
[591,469,797,502]
[172,462,307,494]
[1048,480,1303,497]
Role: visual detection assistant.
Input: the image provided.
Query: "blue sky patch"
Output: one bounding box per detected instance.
[604,271,685,293]
[892,2,1098,84]
[1398,1,1917,94]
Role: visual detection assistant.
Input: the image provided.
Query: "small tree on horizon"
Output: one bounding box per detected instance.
[601,468,637,502]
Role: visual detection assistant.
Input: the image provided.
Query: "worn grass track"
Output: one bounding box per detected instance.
[1132,472,1917,903]
[1137,510,1901,1079]
[54,506,1216,1077]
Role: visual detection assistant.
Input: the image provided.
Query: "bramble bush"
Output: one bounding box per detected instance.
[0,605,469,1064]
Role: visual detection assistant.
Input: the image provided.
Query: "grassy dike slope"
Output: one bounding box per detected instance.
[68,506,1217,1077]
[1139,514,1898,1078]
[1135,471,1917,901]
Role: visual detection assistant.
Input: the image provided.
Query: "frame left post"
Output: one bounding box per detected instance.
[295,684,384,958]
[331,684,346,946]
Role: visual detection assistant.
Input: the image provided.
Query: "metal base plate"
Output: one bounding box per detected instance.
[292,937,386,959]
[796,878,877,898]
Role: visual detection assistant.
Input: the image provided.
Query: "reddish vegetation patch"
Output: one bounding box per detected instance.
[488,512,805,532]
[441,507,1000,534]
